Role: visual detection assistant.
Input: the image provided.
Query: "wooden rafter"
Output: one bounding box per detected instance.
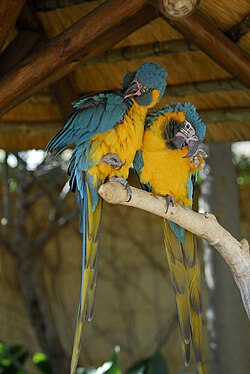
[0,0,157,117]
[0,31,41,74]
[226,14,250,42]
[152,1,250,87]
[1,108,249,136]
[89,39,198,64]
[166,78,245,97]
[21,3,77,118]
[0,0,26,53]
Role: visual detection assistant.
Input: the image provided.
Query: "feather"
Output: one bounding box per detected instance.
[70,175,102,374]
[46,92,129,155]
[163,220,191,347]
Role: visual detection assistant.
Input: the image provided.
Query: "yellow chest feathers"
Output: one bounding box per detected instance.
[88,101,147,183]
[140,117,201,206]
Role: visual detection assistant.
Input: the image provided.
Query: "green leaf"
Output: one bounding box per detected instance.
[0,343,29,373]
[32,352,53,374]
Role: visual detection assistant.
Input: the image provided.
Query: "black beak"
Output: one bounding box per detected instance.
[183,139,199,158]
[124,78,142,99]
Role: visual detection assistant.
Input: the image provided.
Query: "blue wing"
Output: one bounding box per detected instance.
[46,90,132,156]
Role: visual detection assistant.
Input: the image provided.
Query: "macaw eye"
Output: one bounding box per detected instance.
[185,121,192,130]
[183,120,195,136]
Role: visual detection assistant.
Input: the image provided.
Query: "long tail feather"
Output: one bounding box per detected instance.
[163,219,205,370]
[70,179,102,374]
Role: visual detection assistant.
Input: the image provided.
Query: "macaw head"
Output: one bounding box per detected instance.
[163,102,206,158]
[122,62,167,107]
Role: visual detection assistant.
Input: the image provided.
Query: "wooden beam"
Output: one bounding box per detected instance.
[89,39,198,64]
[200,108,250,124]
[226,14,250,42]
[152,2,250,87]
[24,77,245,104]
[49,78,77,117]
[1,108,249,136]
[0,121,62,135]
[0,0,26,53]
[157,0,200,19]
[0,1,156,117]
[33,0,97,12]
[166,78,245,97]
[0,30,41,73]
[20,3,77,118]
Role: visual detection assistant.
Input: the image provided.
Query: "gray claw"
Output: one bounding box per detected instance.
[99,153,125,170]
[191,148,208,167]
[109,177,132,202]
[165,194,175,213]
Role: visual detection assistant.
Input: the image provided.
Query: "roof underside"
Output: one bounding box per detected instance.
[0,0,249,150]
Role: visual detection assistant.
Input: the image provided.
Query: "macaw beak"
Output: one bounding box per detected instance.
[124,78,142,99]
[183,139,199,158]
[172,131,199,158]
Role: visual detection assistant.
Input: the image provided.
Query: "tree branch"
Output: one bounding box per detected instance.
[98,182,250,319]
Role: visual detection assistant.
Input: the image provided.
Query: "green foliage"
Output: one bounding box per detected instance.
[0,343,29,374]
[32,352,53,374]
[0,344,169,374]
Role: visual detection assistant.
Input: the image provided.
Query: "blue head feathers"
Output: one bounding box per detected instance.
[135,62,167,98]
[122,62,167,107]
[150,101,206,141]
[167,102,206,141]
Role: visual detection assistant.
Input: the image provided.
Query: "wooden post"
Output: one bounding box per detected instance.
[154,0,200,19]
[0,0,26,53]
[152,1,250,87]
[0,0,156,117]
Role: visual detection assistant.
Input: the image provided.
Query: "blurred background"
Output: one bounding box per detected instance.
[0,1,250,373]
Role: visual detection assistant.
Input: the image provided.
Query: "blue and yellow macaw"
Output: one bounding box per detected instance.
[46,62,167,374]
[134,102,206,374]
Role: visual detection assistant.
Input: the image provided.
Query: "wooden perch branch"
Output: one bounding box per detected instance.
[98,182,250,319]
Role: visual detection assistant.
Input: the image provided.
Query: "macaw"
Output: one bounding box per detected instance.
[133,102,207,374]
[46,62,167,374]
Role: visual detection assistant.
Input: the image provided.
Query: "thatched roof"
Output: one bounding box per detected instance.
[0,0,249,150]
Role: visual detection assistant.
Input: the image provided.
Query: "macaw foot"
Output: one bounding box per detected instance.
[108,177,132,202]
[191,148,208,167]
[165,194,175,213]
[99,153,125,171]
